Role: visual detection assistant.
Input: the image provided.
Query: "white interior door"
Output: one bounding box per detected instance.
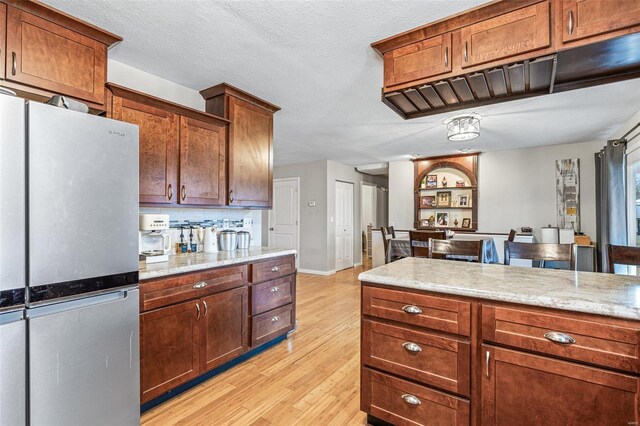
[335,181,354,271]
[268,178,299,265]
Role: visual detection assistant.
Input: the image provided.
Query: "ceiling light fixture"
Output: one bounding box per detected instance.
[446,115,480,141]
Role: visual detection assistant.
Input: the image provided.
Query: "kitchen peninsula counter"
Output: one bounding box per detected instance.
[140,247,297,280]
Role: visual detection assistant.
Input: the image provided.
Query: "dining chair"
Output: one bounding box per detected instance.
[504,241,576,270]
[429,239,484,262]
[409,230,446,258]
[508,229,517,242]
[607,244,640,273]
[388,226,397,239]
[380,227,391,260]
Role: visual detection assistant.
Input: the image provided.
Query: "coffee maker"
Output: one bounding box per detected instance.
[139,214,172,263]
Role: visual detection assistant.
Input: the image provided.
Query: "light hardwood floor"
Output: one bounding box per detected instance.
[141,258,371,426]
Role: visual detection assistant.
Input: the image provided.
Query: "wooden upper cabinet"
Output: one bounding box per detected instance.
[200,287,248,373]
[0,4,6,81]
[110,95,179,204]
[461,2,551,68]
[201,83,280,208]
[179,116,226,206]
[482,345,639,425]
[384,33,452,88]
[561,0,640,44]
[5,4,118,106]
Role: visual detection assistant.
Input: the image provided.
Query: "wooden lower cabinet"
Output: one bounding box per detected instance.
[482,345,639,425]
[200,287,248,372]
[140,300,200,403]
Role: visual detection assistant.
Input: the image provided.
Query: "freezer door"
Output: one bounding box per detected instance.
[0,311,26,426]
[28,102,139,291]
[28,288,139,426]
[0,94,26,308]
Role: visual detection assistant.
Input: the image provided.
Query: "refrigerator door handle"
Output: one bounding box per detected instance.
[26,287,136,318]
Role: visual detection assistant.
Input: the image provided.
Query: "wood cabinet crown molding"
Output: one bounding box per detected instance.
[3,0,122,47]
[107,83,229,126]
[200,82,281,113]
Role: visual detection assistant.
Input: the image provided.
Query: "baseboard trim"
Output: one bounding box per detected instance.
[354,262,362,267]
[298,269,336,276]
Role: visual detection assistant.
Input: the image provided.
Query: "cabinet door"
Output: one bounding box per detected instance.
[179,116,226,206]
[111,96,179,204]
[228,97,273,207]
[140,300,201,403]
[0,4,6,81]
[562,0,640,43]
[200,287,248,372]
[460,2,550,68]
[6,7,106,104]
[384,33,452,87]
[482,345,639,425]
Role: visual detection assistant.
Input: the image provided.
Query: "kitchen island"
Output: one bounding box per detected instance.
[139,248,297,408]
[359,258,640,425]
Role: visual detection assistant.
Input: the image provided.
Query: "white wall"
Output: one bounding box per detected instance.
[387,141,604,241]
[388,161,414,229]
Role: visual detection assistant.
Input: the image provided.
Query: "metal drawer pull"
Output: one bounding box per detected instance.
[402,342,422,353]
[193,282,208,289]
[203,300,208,317]
[568,10,574,35]
[544,331,576,344]
[167,184,173,200]
[486,350,490,378]
[12,52,16,76]
[401,394,421,406]
[270,286,279,292]
[444,46,449,67]
[195,303,201,321]
[464,41,468,62]
[402,305,422,315]
[271,316,280,322]
[271,266,280,272]
[181,185,186,200]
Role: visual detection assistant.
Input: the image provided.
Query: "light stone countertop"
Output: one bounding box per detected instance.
[140,247,297,281]
[358,257,640,320]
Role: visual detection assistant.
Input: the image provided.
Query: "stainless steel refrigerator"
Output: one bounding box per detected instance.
[0,94,140,425]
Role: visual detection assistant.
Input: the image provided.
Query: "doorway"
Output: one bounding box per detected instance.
[268,178,300,266]
[335,181,354,271]
[361,183,377,260]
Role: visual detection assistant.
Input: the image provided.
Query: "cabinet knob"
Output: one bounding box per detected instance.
[401,394,421,406]
[402,305,422,315]
[193,282,208,289]
[181,185,186,200]
[271,266,280,272]
[271,316,280,323]
[167,183,173,200]
[568,10,575,35]
[402,342,422,353]
[270,286,279,293]
[544,331,576,345]
[229,190,234,203]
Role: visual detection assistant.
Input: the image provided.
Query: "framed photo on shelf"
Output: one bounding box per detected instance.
[437,191,451,207]
[458,194,469,207]
[420,219,430,227]
[420,195,436,208]
[462,218,471,228]
[426,175,438,188]
[436,212,449,227]
[455,180,466,187]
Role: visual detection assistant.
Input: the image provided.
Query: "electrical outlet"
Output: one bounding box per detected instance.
[308,201,316,207]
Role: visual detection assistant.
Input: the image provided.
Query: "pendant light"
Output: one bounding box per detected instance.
[446,115,480,141]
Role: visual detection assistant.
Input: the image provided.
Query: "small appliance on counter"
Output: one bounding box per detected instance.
[203,227,219,253]
[219,229,238,251]
[139,214,171,263]
[237,230,251,250]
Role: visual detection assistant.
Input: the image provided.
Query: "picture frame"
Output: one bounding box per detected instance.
[426,174,438,188]
[437,191,451,207]
[436,212,449,227]
[420,195,436,208]
[420,219,430,227]
[455,180,466,187]
[458,194,469,207]
[462,218,471,228]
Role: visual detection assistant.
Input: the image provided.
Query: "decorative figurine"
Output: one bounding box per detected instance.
[442,176,448,187]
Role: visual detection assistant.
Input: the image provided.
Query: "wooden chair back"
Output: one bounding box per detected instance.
[429,239,483,262]
[409,230,446,258]
[387,226,397,239]
[508,229,517,242]
[607,244,640,272]
[504,241,576,270]
[380,227,391,259]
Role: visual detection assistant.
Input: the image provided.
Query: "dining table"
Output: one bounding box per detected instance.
[385,235,500,264]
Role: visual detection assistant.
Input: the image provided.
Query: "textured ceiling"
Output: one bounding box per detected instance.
[44,0,640,166]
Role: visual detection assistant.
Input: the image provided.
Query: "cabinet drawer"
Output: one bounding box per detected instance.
[362,319,470,396]
[361,367,469,426]
[251,275,294,315]
[251,255,295,283]
[460,2,551,68]
[362,286,471,336]
[384,32,452,87]
[251,304,293,347]
[140,265,248,312]
[561,0,640,44]
[482,305,640,373]
[482,345,639,425]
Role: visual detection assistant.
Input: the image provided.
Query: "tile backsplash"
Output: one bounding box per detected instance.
[140,207,263,251]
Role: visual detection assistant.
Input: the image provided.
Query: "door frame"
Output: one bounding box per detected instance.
[335,180,355,271]
[268,177,300,267]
